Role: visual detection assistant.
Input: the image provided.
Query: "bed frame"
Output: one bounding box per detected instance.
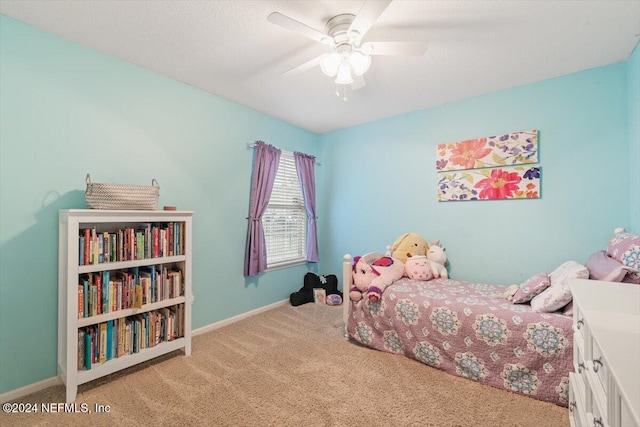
[342,254,352,334]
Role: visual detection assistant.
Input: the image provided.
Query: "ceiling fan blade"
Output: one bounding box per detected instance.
[361,41,429,56]
[348,0,393,39]
[282,54,328,76]
[351,74,366,91]
[268,12,334,46]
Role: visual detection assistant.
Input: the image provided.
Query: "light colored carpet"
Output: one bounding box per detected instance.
[1,303,569,427]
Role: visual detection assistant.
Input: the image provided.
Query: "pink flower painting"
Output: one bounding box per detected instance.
[437,130,538,171]
[474,169,522,199]
[437,166,540,202]
[448,138,492,170]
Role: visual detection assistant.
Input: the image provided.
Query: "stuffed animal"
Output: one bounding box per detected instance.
[389,232,429,264]
[427,241,448,279]
[404,255,433,281]
[351,253,404,302]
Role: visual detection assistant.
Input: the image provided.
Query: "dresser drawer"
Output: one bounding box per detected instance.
[573,305,587,344]
[586,336,609,424]
[590,337,609,392]
[572,348,589,410]
[569,373,588,427]
[573,324,586,368]
[587,391,608,427]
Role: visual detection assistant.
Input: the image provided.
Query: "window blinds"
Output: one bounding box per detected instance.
[263,151,306,266]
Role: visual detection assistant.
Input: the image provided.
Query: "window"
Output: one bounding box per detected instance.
[262,151,306,268]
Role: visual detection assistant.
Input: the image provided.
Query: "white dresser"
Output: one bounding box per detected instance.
[568,279,640,427]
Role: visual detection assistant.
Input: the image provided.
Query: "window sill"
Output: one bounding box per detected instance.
[266,260,309,272]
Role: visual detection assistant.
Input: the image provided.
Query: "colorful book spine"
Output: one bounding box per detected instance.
[101,271,110,314]
[79,236,85,266]
[98,233,104,264]
[110,233,117,263]
[106,320,113,361]
[83,277,89,318]
[91,227,97,264]
[96,273,102,315]
[90,279,97,317]
[168,222,174,257]
[99,323,107,363]
[84,228,90,265]
[91,325,98,363]
[78,285,84,318]
[84,330,92,370]
[130,228,135,261]
[78,329,85,370]
[102,232,109,263]
[118,229,124,262]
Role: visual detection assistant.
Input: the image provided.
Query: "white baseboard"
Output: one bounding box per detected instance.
[0,377,61,403]
[1,299,290,403]
[192,298,288,336]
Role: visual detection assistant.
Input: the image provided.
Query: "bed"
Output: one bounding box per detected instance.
[341,255,574,407]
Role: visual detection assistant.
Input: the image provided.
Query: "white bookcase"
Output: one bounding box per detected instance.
[58,209,193,403]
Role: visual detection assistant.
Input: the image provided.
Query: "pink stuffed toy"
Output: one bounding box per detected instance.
[351,253,405,302]
[404,255,433,281]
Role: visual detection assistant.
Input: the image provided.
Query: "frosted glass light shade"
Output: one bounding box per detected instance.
[349,51,371,76]
[335,63,354,85]
[320,53,341,77]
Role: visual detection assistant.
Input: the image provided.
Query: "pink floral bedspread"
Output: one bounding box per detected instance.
[346,278,573,406]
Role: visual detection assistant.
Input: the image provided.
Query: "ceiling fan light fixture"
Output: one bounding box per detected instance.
[320,52,341,77]
[334,63,354,85]
[269,1,427,100]
[349,51,371,76]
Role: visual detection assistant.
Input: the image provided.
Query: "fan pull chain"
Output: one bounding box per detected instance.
[335,83,349,102]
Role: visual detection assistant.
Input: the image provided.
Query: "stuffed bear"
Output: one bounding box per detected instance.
[427,241,448,279]
[351,253,404,302]
[389,232,429,264]
[404,255,434,281]
[290,272,341,306]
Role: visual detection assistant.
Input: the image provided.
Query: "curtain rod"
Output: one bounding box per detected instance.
[247,142,321,165]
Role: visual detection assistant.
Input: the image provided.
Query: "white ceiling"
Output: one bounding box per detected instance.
[1,1,639,134]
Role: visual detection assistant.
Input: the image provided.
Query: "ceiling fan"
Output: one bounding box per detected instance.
[267,0,428,100]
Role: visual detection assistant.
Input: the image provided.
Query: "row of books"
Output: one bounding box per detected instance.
[77,304,185,370]
[79,222,186,266]
[77,265,184,318]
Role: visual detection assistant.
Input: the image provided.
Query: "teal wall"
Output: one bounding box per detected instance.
[629,41,640,232]
[317,62,633,285]
[0,16,319,394]
[0,14,637,396]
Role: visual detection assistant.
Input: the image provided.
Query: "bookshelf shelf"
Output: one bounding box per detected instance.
[76,338,188,385]
[77,296,187,327]
[58,209,193,403]
[78,255,187,274]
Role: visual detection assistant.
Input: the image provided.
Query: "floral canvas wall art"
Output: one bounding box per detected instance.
[436,130,538,172]
[437,165,541,202]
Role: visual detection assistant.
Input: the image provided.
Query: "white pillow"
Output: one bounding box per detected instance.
[530,260,589,312]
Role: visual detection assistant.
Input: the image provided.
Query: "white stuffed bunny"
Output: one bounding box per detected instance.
[427,241,448,279]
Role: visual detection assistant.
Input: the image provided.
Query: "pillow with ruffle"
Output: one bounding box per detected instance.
[531,260,589,313]
[585,250,629,282]
[512,273,550,303]
[607,230,640,272]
